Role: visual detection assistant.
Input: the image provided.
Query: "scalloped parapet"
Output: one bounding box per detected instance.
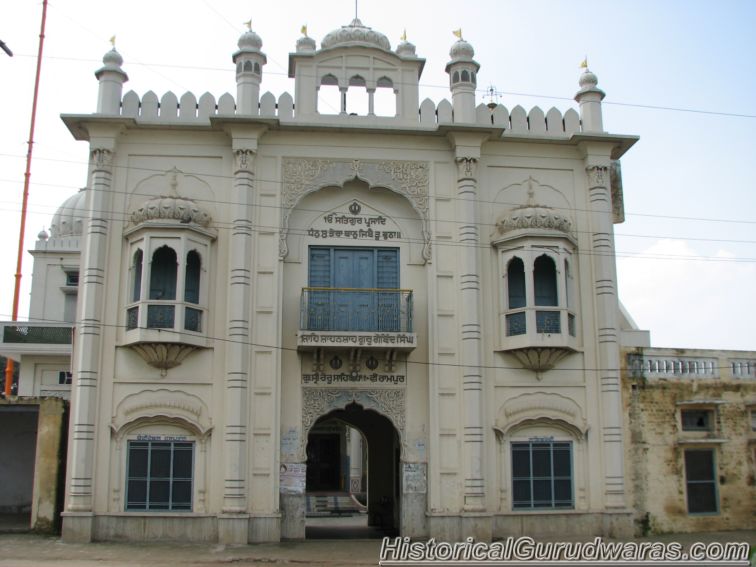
[112,90,584,135]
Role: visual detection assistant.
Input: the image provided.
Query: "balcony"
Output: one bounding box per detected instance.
[0,322,73,359]
[498,307,579,373]
[296,287,416,352]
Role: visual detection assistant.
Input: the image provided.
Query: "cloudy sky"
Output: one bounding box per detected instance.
[0,0,754,351]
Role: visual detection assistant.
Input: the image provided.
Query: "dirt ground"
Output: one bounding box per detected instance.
[0,516,753,566]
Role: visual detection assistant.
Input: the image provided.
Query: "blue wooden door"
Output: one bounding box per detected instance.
[308,247,398,331]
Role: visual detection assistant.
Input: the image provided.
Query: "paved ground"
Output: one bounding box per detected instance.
[0,515,753,566]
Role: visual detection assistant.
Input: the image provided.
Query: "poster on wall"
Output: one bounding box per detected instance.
[403,462,427,494]
[279,463,306,494]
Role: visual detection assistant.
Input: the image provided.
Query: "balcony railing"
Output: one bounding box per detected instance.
[300,287,413,333]
[126,301,203,333]
[2,324,72,344]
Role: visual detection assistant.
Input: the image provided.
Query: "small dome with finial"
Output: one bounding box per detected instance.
[238,29,263,51]
[321,18,391,51]
[449,38,475,61]
[37,228,49,242]
[578,68,598,90]
[102,48,123,67]
[396,39,416,57]
[296,34,317,52]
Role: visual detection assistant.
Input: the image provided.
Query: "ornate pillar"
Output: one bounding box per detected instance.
[456,156,485,511]
[222,148,256,516]
[587,164,625,507]
[65,147,113,525]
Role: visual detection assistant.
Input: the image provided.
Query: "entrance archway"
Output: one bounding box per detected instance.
[305,402,400,538]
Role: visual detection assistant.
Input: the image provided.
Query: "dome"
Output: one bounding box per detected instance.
[321,18,391,52]
[102,48,123,67]
[296,35,317,53]
[578,69,598,90]
[237,29,263,51]
[396,40,416,57]
[495,204,573,236]
[449,38,475,61]
[131,195,212,228]
[50,188,87,238]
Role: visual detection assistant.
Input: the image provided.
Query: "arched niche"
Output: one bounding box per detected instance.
[280,158,431,263]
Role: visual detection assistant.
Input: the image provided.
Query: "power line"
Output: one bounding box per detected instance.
[4,312,748,374]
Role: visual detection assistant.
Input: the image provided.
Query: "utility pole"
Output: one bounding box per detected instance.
[4,0,48,397]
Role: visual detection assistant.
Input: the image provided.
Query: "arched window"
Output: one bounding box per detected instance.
[452,71,460,84]
[534,255,557,306]
[375,77,396,117]
[461,70,470,82]
[318,74,341,114]
[507,257,526,309]
[184,250,201,304]
[150,246,177,300]
[132,249,143,302]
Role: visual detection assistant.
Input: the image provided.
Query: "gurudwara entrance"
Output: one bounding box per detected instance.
[304,403,400,538]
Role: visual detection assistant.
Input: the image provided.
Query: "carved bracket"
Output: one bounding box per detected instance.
[508,346,574,376]
[280,158,431,262]
[128,342,202,376]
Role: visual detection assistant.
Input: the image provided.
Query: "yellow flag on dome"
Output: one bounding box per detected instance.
[243,20,252,30]
[452,28,463,39]
[580,56,588,69]
[400,29,407,41]
[109,35,116,47]
[301,24,308,37]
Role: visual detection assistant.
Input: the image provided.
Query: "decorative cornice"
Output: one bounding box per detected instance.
[111,388,212,439]
[280,158,431,262]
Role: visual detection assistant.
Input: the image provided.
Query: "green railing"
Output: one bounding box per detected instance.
[2,324,72,344]
[300,287,413,333]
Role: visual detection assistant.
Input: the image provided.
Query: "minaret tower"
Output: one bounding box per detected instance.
[574,65,605,132]
[233,25,267,115]
[445,32,479,123]
[95,46,128,115]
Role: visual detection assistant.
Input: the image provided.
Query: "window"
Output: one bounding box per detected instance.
[126,240,207,335]
[58,371,72,385]
[681,409,714,432]
[511,440,573,509]
[502,252,574,340]
[684,449,718,514]
[64,271,79,287]
[126,440,193,511]
[131,250,143,302]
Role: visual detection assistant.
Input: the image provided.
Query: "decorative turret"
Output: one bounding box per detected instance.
[233,25,267,115]
[445,31,479,123]
[95,46,128,114]
[574,64,605,132]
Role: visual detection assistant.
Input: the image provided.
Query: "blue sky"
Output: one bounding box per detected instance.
[0,0,754,350]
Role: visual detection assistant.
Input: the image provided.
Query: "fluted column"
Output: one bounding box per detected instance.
[456,156,485,511]
[587,164,625,507]
[67,147,113,512]
[222,148,255,514]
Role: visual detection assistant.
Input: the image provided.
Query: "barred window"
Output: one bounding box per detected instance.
[512,440,573,510]
[126,440,193,511]
[684,449,718,514]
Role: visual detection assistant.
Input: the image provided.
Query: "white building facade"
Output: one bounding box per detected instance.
[49,19,641,543]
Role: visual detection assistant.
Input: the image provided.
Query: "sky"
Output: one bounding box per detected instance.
[0,0,754,351]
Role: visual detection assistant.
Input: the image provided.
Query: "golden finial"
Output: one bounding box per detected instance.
[452,28,463,40]
[580,56,588,69]
[400,29,407,42]
[301,24,308,37]
[109,35,116,48]
[243,20,252,31]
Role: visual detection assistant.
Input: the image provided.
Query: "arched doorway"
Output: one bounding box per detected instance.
[305,402,400,539]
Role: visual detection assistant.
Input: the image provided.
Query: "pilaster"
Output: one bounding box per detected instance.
[66,145,114,519]
[221,147,256,521]
[586,163,625,508]
[455,153,485,511]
